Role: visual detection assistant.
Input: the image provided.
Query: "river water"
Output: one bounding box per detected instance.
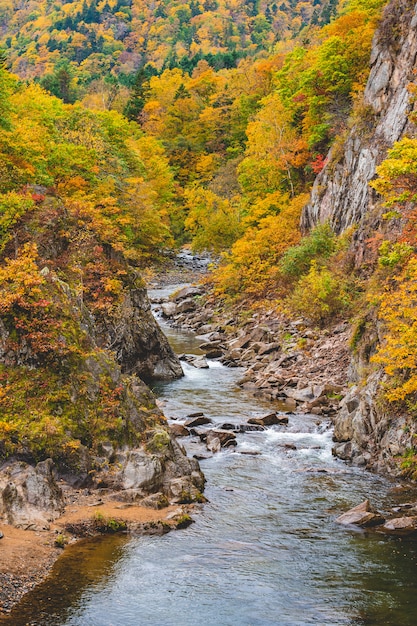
[3,287,417,626]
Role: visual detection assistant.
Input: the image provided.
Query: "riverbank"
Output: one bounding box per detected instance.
[153,273,417,478]
[4,268,417,625]
[154,285,351,423]
[0,491,195,614]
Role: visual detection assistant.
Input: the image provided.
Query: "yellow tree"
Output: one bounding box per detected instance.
[372,257,417,403]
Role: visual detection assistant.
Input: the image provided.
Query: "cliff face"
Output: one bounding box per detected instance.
[302,0,417,234]
[301,0,417,476]
[0,195,204,527]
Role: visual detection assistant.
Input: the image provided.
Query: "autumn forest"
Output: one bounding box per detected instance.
[1,0,417,476]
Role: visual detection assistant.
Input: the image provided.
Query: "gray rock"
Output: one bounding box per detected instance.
[180,354,209,369]
[283,387,315,403]
[0,459,65,528]
[184,416,212,428]
[161,302,178,317]
[171,286,203,301]
[170,424,190,437]
[121,451,163,492]
[248,413,288,426]
[257,342,281,356]
[110,288,184,382]
[176,298,197,314]
[206,430,237,451]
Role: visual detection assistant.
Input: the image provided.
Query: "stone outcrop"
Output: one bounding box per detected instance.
[302,0,417,234]
[0,196,205,530]
[298,0,417,476]
[109,287,183,382]
[0,460,65,529]
[0,430,205,527]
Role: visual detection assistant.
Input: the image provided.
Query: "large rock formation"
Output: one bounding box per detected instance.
[0,195,204,527]
[301,0,417,475]
[302,0,417,234]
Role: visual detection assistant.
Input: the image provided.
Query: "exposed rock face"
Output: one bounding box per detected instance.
[0,197,203,529]
[331,334,417,474]
[110,287,183,382]
[0,460,65,528]
[302,0,417,234]
[300,0,417,476]
[0,431,205,527]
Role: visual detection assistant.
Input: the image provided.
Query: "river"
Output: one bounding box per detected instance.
[3,285,417,626]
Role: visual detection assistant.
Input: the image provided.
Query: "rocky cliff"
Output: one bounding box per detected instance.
[0,194,204,528]
[302,0,417,235]
[301,0,417,476]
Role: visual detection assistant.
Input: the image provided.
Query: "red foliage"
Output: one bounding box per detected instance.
[311,154,327,174]
[31,193,46,204]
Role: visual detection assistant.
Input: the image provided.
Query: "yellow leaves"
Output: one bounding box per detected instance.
[370,137,417,206]
[0,242,43,309]
[184,186,241,253]
[286,261,351,325]
[103,277,123,296]
[213,193,308,299]
[372,256,417,403]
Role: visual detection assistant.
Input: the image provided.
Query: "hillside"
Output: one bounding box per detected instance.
[0,0,337,98]
[0,0,417,539]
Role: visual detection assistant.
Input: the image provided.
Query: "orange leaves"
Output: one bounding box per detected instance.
[0,243,75,364]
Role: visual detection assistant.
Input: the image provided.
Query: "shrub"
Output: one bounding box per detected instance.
[286,262,351,325]
[279,222,336,278]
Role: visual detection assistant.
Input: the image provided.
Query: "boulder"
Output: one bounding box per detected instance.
[236,424,265,432]
[381,516,417,536]
[140,492,170,510]
[179,354,209,369]
[206,436,221,453]
[184,415,213,428]
[170,424,190,437]
[206,430,237,452]
[227,334,251,351]
[335,500,385,527]
[283,386,315,403]
[171,286,203,301]
[121,450,163,492]
[0,459,65,528]
[176,298,197,313]
[248,413,289,427]
[161,302,178,317]
[205,349,224,359]
[198,340,223,351]
[257,342,281,356]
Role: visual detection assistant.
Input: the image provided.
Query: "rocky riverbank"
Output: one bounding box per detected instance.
[153,284,350,427]
[0,494,197,614]
[151,279,417,540]
[0,416,205,615]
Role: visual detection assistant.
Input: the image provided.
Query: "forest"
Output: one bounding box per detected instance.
[1,0,417,475]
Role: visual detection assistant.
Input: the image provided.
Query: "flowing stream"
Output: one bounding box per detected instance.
[4,285,417,626]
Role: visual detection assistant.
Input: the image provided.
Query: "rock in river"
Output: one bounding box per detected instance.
[248,413,289,427]
[335,500,385,528]
[381,516,417,536]
[185,416,213,428]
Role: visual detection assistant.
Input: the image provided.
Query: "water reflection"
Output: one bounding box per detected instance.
[0,535,129,626]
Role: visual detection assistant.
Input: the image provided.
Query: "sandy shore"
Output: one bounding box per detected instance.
[0,497,192,615]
